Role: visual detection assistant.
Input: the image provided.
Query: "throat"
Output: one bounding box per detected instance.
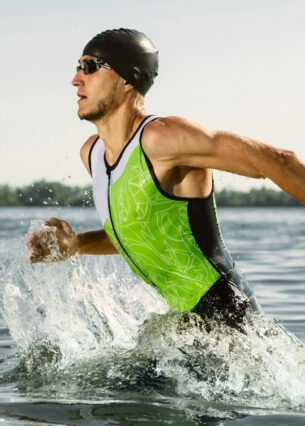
[104,114,149,167]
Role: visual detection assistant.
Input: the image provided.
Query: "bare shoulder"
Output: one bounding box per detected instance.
[80,134,99,174]
[145,116,203,137]
[80,134,99,158]
[142,116,213,162]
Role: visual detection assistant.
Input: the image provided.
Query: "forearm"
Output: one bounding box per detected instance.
[76,229,118,255]
[259,148,305,205]
[212,131,305,204]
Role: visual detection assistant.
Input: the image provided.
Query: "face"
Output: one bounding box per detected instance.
[72,56,125,122]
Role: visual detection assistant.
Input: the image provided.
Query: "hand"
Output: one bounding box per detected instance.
[27,217,79,263]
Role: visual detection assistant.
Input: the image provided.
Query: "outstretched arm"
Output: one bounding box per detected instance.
[144,117,305,204]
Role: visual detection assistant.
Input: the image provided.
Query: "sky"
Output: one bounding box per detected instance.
[1,0,305,191]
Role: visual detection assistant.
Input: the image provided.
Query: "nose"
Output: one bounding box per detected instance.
[71,71,82,87]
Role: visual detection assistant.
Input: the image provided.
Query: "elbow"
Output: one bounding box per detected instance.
[278,148,297,164]
[260,147,298,176]
[253,149,296,180]
[275,148,300,176]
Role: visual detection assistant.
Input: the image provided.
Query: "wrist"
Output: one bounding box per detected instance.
[71,233,82,256]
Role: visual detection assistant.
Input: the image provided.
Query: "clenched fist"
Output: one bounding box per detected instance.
[27,217,80,263]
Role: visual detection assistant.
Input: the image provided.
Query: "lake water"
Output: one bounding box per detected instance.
[0,206,304,426]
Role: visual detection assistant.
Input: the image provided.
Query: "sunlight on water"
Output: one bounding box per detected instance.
[0,218,305,422]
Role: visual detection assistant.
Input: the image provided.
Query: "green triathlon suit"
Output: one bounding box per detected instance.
[89,116,261,327]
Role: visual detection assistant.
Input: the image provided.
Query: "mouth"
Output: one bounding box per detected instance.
[77,93,87,102]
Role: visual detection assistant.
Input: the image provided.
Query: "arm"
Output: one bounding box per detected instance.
[144,116,305,204]
[77,228,118,255]
[28,217,118,263]
[29,134,118,263]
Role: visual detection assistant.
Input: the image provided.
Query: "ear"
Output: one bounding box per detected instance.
[124,66,140,86]
[131,66,140,83]
[124,81,134,92]
[124,67,140,92]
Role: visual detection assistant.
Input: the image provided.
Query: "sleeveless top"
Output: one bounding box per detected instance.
[89,116,256,313]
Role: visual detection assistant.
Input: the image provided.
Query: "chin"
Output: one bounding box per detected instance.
[79,111,105,122]
[78,110,93,121]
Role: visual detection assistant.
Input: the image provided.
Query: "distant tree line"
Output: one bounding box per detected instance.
[0,181,93,207]
[0,180,303,207]
[215,187,302,207]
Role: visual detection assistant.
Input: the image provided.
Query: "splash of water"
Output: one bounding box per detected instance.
[0,220,305,419]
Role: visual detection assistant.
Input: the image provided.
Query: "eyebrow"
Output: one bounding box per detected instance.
[79,55,95,62]
[77,58,90,66]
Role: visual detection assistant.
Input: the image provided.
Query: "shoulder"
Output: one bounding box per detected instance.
[80,134,99,161]
[142,116,213,162]
[144,116,193,137]
[144,116,212,144]
[80,134,99,158]
[80,134,99,174]
[143,116,189,150]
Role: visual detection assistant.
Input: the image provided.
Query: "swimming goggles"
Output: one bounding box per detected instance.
[76,59,111,75]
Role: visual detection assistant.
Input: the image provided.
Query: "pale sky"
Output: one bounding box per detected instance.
[1,0,305,191]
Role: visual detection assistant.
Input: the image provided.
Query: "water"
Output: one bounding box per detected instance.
[0,206,305,425]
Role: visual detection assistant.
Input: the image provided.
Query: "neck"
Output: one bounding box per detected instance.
[94,99,147,166]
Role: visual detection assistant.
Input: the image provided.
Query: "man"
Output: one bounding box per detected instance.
[29,28,305,330]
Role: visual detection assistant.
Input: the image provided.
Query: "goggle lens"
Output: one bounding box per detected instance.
[76,59,111,75]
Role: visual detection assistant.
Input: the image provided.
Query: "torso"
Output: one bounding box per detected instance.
[88,116,233,312]
[84,115,261,324]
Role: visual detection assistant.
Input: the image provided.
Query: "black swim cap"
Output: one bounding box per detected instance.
[82,28,158,96]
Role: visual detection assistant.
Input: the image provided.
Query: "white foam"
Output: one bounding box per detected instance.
[1,223,305,413]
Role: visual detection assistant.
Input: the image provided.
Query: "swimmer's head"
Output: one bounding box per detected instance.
[82,28,158,96]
